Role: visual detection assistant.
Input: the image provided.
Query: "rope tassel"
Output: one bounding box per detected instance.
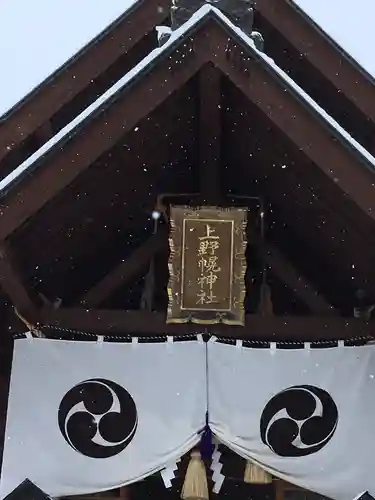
[244,460,272,484]
[181,450,209,500]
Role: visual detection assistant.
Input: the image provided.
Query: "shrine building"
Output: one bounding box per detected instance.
[1,1,375,500]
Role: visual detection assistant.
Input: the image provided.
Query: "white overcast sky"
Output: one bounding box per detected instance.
[0,0,374,117]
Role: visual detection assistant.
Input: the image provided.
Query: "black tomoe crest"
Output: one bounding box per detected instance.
[58,378,138,458]
[260,385,338,457]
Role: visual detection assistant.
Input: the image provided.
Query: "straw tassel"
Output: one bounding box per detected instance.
[181,450,209,500]
[244,460,272,484]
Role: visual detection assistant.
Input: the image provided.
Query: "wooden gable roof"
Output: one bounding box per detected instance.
[1,7,374,238]
[0,0,170,178]
[1,0,375,183]
[0,5,375,338]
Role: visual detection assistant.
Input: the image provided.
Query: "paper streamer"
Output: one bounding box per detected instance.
[210,441,225,493]
[161,461,179,488]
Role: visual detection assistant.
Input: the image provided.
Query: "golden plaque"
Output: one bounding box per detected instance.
[167,206,247,325]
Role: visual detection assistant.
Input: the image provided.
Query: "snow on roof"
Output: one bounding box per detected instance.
[0,0,138,118]
[293,0,375,79]
[0,0,373,120]
[0,4,215,194]
[1,4,374,196]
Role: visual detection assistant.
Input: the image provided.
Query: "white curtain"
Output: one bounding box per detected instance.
[0,338,206,498]
[208,340,375,500]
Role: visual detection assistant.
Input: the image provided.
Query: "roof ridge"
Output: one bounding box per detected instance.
[1,4,374,197]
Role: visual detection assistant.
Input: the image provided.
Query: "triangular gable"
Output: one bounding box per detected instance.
[0,5,374,242]
[1,0,374,170]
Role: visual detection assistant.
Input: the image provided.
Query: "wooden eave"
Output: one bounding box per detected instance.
[0,0,170,165]
[256,0,375,124]
[2,0,375,171]
[1,10,375,244]
[2,0,375,183]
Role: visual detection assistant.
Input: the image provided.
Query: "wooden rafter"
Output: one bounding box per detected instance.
[39,308,375,341]
[79,229,168,308]
[256,0,375,124]
[1,18,375,241]
[250,230,336,314]
[0,31,205,242]
[198,64,222,203]
[216,32,375,218]
[0,0,170,163]
[2,0,373,170]
[79,218,334,313]
[0,243,37,321]
[34,120,53,144]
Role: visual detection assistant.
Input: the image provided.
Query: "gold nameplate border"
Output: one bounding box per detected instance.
[167,205,247,326]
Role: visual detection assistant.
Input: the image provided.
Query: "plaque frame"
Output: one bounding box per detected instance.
[167,205,247,325]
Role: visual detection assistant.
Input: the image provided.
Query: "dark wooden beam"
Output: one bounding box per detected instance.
[39,308,375,341]
[250,230,335,314]
[79,229,168,307]
[216,28,375,222]
[256,0,375,124]
[0,243,37,321]
[198,64,222,203]
[2,20,375,241]
[34,120,53,144]
[16,91,195,276]
[0,0,170,163]
[228,130,375,302]
[0,33,205,241]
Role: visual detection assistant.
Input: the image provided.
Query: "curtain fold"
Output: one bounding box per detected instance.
[0,338,207,498]
[4,337,375,500]
[208,341,375,500]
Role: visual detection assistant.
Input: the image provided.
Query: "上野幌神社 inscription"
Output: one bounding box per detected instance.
[167,206,247,325]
